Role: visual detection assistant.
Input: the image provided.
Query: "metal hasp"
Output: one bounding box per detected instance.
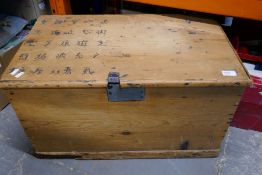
[107,72,145,102]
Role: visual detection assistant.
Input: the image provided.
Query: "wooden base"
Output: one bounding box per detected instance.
[35,149,219,159]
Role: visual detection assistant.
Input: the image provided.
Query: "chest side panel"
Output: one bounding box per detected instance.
[7,87,243,158]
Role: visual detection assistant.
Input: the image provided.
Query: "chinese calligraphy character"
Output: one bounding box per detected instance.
[44,40,51,47]
[82,67,95,75]
[50,69,60,75]
[61,40,70,47]
[96,30,106,35]
[19,53,29,60]
[25,39,36,46]
[51,30,61,35]
[82,29,92,34]
[34,29,41,35]
[83,19,93,23]
[63,30,73,35]
[54,19,64,24]
[72,19,79,24]
[92,52,99,58]
[77,40,88,46]
[56,52,66,59]
[75,52,83,59]
[34,53,46,60]
[32,67,43,75]
[41,19,47,24]
[100,19,108,24]
[63,67,71,74]
[97,40,106,46]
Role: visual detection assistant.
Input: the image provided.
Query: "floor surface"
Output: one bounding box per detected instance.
[0,105,261,175]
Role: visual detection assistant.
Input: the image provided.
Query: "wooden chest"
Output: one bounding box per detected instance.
[0,15,251,159]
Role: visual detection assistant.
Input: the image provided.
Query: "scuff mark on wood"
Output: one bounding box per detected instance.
[180,140,189,150]
[188,31,196,35]
[120,74,128,78]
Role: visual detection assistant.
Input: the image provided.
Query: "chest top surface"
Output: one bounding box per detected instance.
[0,14,250,88]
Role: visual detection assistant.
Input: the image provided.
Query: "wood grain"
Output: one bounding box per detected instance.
[0,14,250,88]
[7,86,243,158]
[0,15,249,159]
[36,149,219,159]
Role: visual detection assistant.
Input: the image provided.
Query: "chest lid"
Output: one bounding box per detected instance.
[0,15,251,88]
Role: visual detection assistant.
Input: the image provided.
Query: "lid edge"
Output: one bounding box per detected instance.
[0,79,251,89]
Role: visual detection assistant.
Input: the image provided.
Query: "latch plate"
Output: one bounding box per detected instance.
[107,72,145,102]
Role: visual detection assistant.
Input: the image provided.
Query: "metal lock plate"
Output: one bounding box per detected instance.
[107,72,145,102]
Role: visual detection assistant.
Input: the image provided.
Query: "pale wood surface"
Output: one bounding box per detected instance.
[7,86,242,157]
[0,15,250,88]
[36,149,219,159]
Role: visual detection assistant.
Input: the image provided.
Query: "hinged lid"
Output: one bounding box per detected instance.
[0,15,251,89]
